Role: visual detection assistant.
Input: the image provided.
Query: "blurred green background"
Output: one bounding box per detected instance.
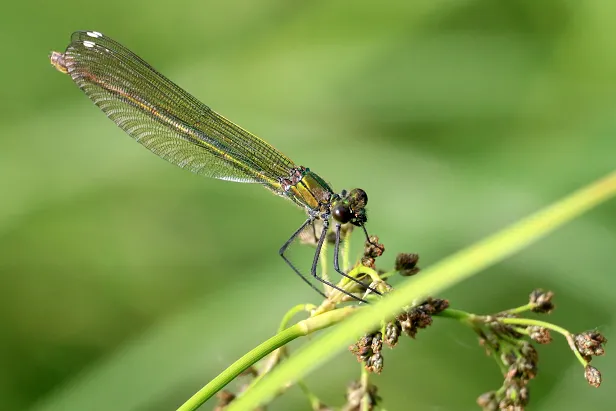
[2,0,615,410]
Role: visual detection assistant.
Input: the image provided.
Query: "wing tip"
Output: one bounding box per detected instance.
[49,51,68,73]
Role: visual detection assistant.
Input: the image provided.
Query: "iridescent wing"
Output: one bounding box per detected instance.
[52,31,297,188]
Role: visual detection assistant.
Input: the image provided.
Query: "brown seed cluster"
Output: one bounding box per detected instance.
[342,380,381,411]
[585,365,602,388]
[349,332,384,374]
[350,298,449,373]
[397,298,450,339]
[361,236,385,268]
[213,390,235,411]
[574,330,607,360]
[529,289,555,314]
[395,253,420,277]
[478,340,537,410]
[476,317,547,409]
[384,320,402,347]
[476,289,608,409]
[572,329,607,388]
[527,326,552,344]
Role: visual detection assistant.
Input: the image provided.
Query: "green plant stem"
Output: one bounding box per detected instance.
[245,304,318,398]
[227,171,616,411]
[490,349,509,376]
[321,238,331,294]
[342,229,351,272]
[502,303,535,315]
[244,304,318,393]
[336,265,381,287]
[278,304,317,333]
[498,317,568,337]
[379,270,397,280]
[512,326,530,335]
[435,308,473,322]
[297,380,323,411]
[439,309,586,369]
[313,265,383,311]
[360,366,370,411]
[176,306,356,411]
[499,317,588,366]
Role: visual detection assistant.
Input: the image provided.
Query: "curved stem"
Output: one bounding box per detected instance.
[499,317,588,366]
[501,302,535,315]
[511,326,530,335]
[176,306,356,411]
[312,265,384,312]
[246,304,317,393]
[278,304,317,333]
[499,317,569,338]
[379,270,397,280]
[348,265,381,284]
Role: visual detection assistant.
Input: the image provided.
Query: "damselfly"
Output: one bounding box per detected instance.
[50,31,379,302]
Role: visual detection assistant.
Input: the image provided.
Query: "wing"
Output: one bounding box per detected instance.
[54,30,297,187]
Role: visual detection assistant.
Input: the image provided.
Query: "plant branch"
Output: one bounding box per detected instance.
[499,317,589,366]
[227,171,616,411]
[176,306,356,411]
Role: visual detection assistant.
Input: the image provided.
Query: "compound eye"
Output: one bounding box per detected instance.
[332,203,352,223]
[349,188,368,207]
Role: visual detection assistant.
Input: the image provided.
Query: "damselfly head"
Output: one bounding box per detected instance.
[332,188,368,226]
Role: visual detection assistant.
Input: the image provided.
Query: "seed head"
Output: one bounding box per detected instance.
[384,321,401,347]
[395,253,420,276]
[529,289,555,313]
[528,326,552,344]
[574,330,607,358]
[585,365,602,388]
[476,391,498,411]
